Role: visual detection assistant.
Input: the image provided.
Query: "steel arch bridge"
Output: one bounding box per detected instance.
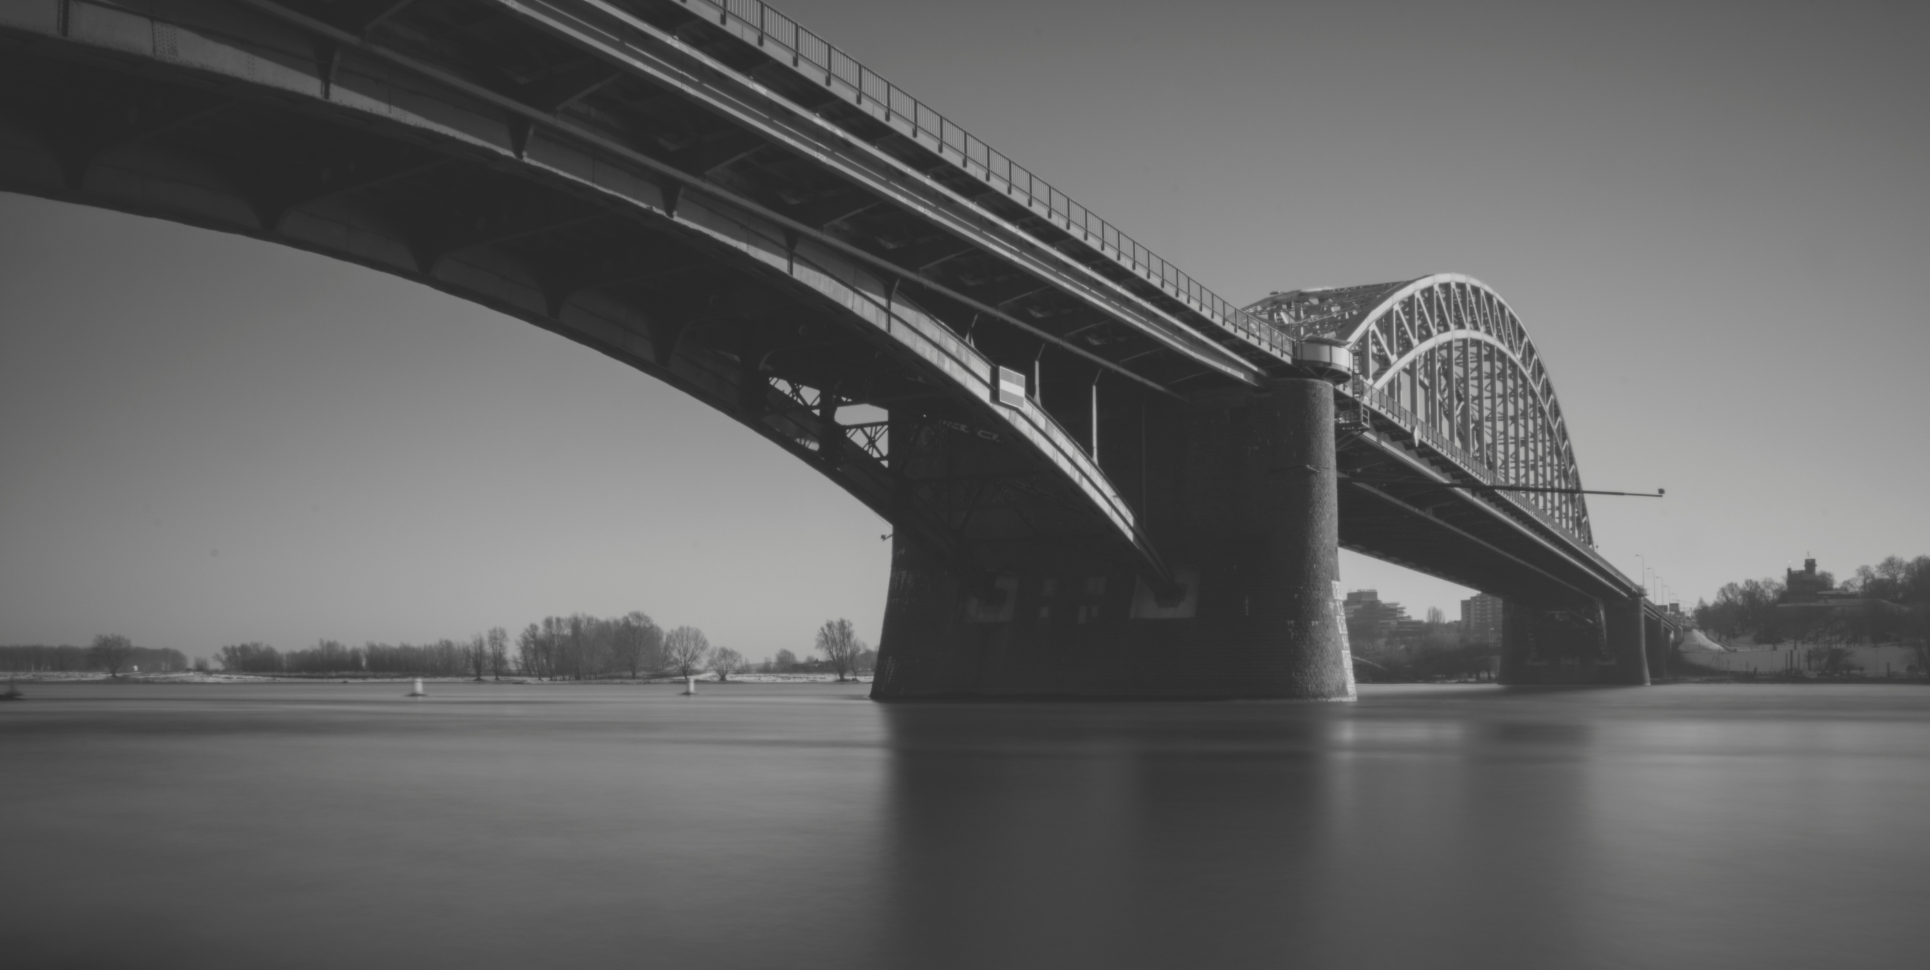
[1251,274,1590,542]
[0,0,1672,693]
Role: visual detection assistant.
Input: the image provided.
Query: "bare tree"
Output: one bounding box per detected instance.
[612,612,665,679]
[468,634,489,681]
[663,626,710,679]
[541,616,568,679]
[486,626,509,681]
[814,619,866,682]
[709,646,745,682]
[89,634,135,677]
[565,615,587,681]
[516,623,547,679]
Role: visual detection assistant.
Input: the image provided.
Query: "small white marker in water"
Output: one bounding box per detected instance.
[408,677,426,697]
[682,675,697,696]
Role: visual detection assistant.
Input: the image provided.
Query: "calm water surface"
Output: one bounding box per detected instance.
[3,682,1927,969]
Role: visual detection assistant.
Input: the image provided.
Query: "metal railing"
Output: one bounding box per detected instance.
[678,0,1290,360]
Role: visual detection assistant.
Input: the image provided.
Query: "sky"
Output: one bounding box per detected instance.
[2,0,1927,658]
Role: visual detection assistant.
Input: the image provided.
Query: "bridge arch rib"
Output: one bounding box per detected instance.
[0,0,1171,592]
[1250,273,1594,544]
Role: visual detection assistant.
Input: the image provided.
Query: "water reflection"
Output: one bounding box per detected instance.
[870,687,1930,970]
[877,704,1342,968]
[3,683,1928,969]
[870,701,1599,970]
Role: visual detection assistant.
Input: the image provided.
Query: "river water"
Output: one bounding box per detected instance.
[3,681,1926,969]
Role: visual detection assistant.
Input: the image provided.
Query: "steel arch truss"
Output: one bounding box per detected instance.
[1254,274,1592,544]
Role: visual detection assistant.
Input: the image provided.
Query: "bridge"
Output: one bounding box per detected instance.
[0,0,1683,697]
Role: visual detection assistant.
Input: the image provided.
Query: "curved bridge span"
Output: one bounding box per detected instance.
[0,0,1673,695]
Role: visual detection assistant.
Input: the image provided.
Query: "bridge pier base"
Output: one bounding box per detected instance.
[1606,597,1651,685]
[1498,598,1629,685]
[1498,599,1537,684]
[869,378,1353,700]
[1645,609,1672,681]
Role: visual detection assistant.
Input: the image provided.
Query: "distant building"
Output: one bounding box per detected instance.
[1784,558,1838,604]
[1461,594,1503,645]
[1344,590,1406,648]
[1779,557,1904,620]
[1390,619,1432,647]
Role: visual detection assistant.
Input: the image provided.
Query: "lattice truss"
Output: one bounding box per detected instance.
[1251,274,1592,543]
[769,377,890,462]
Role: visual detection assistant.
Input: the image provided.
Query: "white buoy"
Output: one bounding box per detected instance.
[408,677,426,697]
[682,675,697,696]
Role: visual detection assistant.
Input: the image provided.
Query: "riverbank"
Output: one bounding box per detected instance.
[0,671,874,686]
[3,671,278,684]
[1676,642,1924,680]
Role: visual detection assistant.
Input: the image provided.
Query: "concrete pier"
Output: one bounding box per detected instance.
[1499,594,1654,686]
[870,378,1353,700]
[1607,596,1652,685]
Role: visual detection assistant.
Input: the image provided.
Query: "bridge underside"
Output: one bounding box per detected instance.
[0,8,1155,596]
[2,0,1660,696]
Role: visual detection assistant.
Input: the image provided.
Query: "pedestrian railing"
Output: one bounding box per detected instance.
[678,0,1291,360]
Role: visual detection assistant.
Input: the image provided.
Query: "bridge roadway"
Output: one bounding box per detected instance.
[0,0,1682,696]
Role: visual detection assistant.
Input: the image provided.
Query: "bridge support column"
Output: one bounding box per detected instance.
[1499,599,1621,685]
[1645,609,1671,681]
[1237,377,1354,700]
[1606,596,1650,685]
[869,377,1352,700]
[1498,599,1538,684]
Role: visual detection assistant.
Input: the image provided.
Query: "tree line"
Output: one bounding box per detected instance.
[0,636,185,675]
[3,615,878,681]
[213,613,663,679]
[218,637,507,677]
[1694,554,1930,648]
[211,614,874,681]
